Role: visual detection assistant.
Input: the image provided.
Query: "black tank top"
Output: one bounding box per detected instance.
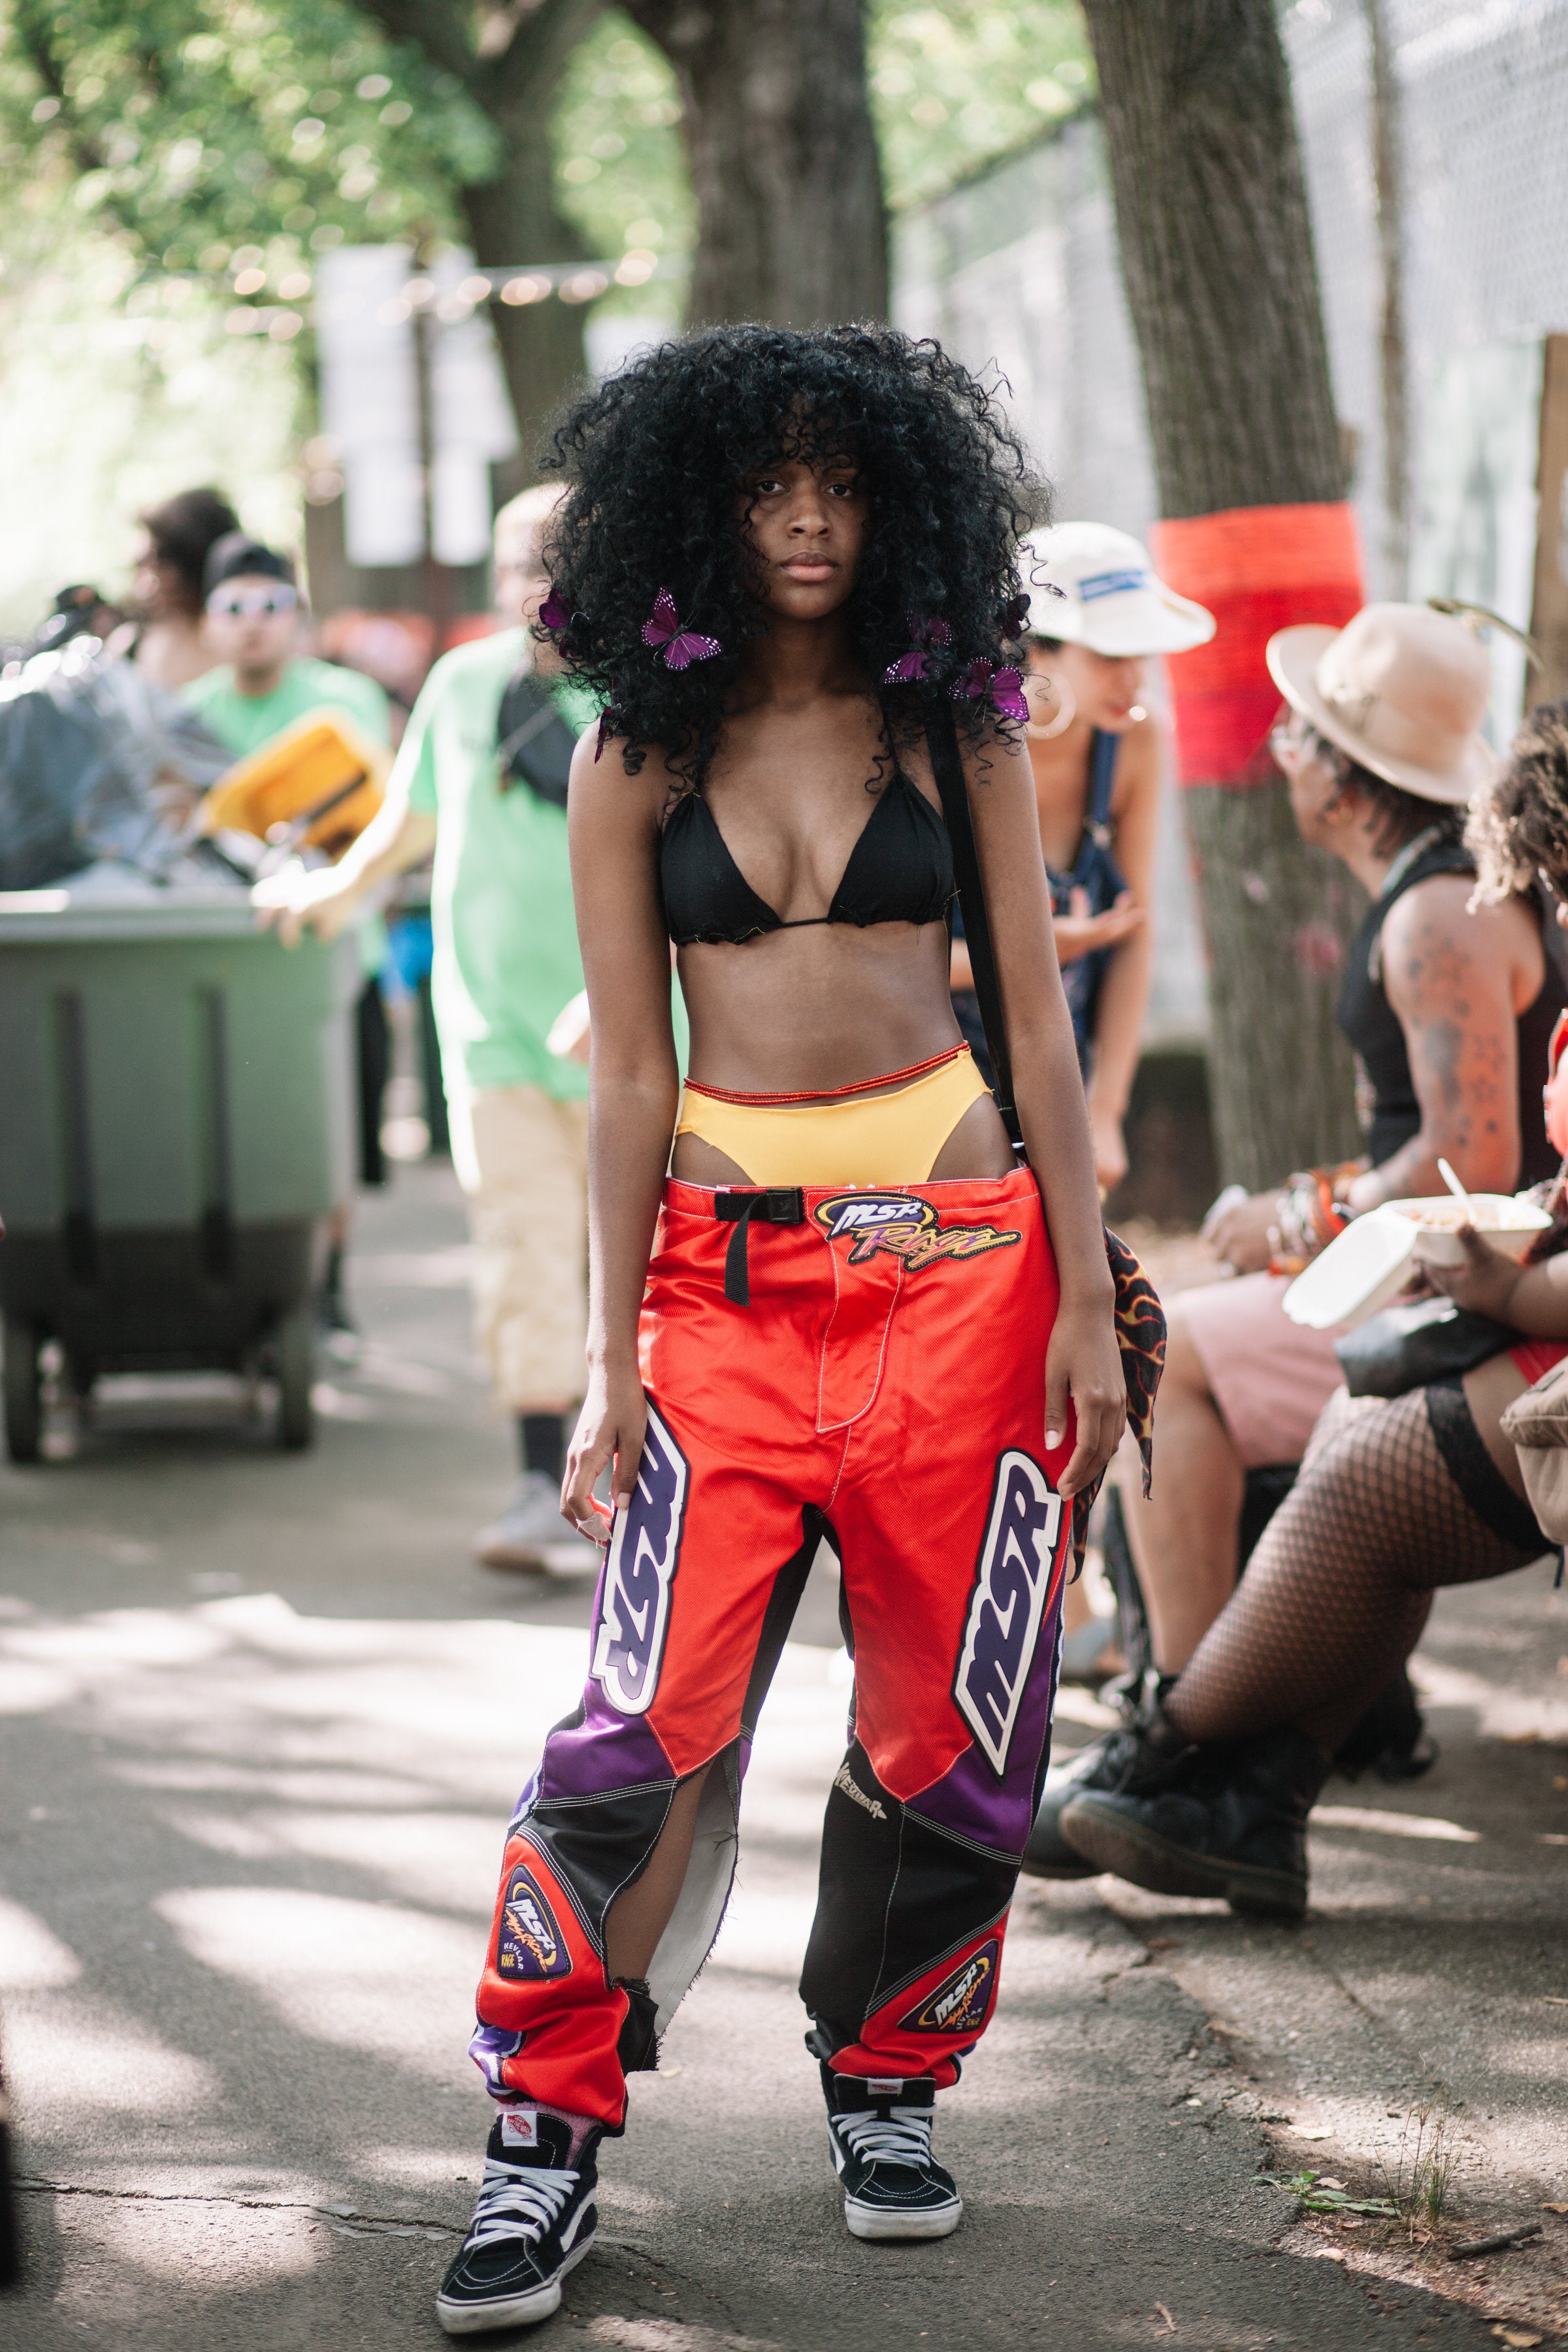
[1336,830,1565,1184]
[660,768,954,946]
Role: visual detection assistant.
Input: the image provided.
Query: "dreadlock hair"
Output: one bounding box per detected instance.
[536,323,1043,787]
[1466,698,1568,906]
[1309,723,1461,859]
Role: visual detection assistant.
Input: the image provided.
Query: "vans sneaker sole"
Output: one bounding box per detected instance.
[1060,1797,1306,1920]
[434,2233,592,2336]
[843,2192,963,2242]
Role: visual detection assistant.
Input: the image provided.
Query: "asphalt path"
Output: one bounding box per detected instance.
[2,1162,1564,2350]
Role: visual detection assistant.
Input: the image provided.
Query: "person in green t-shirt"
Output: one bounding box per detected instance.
[181,533,391,757]
[185,532,395,1351]
[255,487,610,1574]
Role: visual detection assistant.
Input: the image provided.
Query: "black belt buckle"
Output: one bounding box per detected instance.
[714,1187,806,1305]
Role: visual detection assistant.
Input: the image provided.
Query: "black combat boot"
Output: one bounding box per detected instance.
[1019,1674,1183,1880]
[1059,1720,1332,1921]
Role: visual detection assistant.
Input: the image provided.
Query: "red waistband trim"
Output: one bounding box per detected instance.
[681,1045,969,1109]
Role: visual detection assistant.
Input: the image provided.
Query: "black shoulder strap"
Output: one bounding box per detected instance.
[923,704,1024,1154]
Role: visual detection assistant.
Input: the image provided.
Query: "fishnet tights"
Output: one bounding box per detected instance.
[1166,1386,1539,1752]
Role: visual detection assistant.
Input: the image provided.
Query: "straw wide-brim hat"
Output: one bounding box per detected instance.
[1266,602,1497,806]
[1019,521,1216,658]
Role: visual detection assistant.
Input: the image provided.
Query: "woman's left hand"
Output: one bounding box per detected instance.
[1046,1295,1126,1497]
[1422,1225,1526,1320]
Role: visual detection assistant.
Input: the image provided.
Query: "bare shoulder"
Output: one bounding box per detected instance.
[1383,870,1532,950]
[1111,710,1162,806]
[1382,871,1541,996]
[568,727,668,834]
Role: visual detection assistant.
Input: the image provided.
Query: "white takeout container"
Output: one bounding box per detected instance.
[1282,1193,1552,1331]
[1383,1192,1552,1268]
[1282,1207,1419,1331]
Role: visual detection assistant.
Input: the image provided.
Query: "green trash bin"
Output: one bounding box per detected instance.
[0,883,357,1459]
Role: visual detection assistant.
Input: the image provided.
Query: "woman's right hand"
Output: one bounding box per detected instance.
[1053,887,1143,966]
[561,1364,647,1544]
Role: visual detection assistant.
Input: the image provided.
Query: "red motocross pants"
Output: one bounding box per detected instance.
[470,1168,1073,2127]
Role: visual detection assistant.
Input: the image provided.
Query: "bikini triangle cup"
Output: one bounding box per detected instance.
[659,768,954,945]
[919,706,1166,1569]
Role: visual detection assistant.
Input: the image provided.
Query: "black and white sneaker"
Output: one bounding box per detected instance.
[821,2065,963,2241]
[435,2108,600,2335]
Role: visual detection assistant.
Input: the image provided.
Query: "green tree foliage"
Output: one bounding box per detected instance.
[1,0,491,275]
[871,2,1092,208]
[549,4,1092,276]
[3,1,1091,291]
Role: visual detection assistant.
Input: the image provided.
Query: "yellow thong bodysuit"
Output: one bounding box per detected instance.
[674,1045,990,1186]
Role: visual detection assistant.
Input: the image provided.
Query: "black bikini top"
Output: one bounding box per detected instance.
[660,769,955,946]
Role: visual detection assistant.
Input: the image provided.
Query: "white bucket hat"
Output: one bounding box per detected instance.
[1266,603,1496,806]
[1019,522,1216,657]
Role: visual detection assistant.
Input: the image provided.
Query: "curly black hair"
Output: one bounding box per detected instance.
[536,323,1044,783]
[1467,696,1568,904]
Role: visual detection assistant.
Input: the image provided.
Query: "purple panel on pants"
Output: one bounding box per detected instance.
[536,1675,674,1799]
[907,1591,1064,1855]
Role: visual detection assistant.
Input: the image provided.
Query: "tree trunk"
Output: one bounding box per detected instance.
[353,0,602,468]
[1366,0,1410,596]
[627,0,887,326]
[1080,0,1365,1188]
[459,140,593,476]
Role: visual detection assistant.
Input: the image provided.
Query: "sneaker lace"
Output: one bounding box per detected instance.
[466,2156,577,2249]
[838,2104,933,2169]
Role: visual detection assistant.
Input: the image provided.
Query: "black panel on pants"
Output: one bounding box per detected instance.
[799,1739,1017,2040]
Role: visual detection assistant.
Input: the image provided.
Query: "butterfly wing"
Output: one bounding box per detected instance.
[642,588,680,649]
[662,630,723,670]
[540,591,572,634]
[883,651,928,683]
[990,668,1029,725]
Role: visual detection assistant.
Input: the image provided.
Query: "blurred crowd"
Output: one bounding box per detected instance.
[6,473,1568,1922]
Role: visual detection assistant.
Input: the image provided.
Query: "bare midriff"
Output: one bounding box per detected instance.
[670,918,1015,1186]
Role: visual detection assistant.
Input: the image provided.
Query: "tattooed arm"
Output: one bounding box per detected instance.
[1345,874,1541,1212]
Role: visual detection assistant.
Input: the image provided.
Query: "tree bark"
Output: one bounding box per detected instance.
[625,0,887,326]
[1080,0,1365,1187]
[353,0,603,467]
[1366,0,1410,595]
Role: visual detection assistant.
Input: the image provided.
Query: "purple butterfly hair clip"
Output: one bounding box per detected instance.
[956,658,1029,727]
[642,588,723,671]
[540,587,573,635]
[883,615,953,685]
[1002,593,1032,639]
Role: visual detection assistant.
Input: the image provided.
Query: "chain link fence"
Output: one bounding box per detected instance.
[894,0,1568,1043]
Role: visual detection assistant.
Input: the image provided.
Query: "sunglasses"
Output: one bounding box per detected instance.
[207,584,299,619]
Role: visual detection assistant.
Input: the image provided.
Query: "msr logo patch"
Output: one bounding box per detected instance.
[497,1865,572,1982]
[592,1401,688,1716]
[953,1451,1064,1775]
[898,1939,1000,2036]
[813,1192,1020,1273]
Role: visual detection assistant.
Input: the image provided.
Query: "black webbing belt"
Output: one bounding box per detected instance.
[714,1186,806,1306]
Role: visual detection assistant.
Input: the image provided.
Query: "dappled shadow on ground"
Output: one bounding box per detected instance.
[0,1172,1539,2347]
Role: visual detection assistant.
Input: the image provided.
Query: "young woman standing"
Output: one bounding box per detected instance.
[434,325,1130,2336]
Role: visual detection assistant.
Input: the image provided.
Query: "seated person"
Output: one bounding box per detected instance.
[1027,604,1565,1868]
[1046,697,1568,1916]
